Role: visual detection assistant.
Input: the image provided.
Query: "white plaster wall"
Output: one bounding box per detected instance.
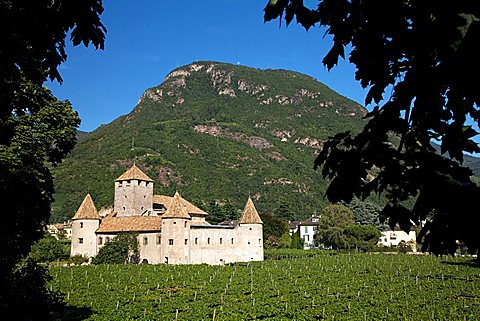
[189,227,239,265]
[237,224,264,262]
[160,218,190,264]
[138,232,162,264]
[71,220,99,258]
[299,225,317,249]
[378,230,417,251]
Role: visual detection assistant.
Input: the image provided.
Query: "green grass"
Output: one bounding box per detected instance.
[49,252,480,320]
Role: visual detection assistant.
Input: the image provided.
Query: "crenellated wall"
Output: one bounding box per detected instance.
[114,179,153,216]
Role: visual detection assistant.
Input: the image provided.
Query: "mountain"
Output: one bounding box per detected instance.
[51,61,368,223]
[430,142,480,176]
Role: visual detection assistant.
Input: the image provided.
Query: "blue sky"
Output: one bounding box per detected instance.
[48,0,371,132]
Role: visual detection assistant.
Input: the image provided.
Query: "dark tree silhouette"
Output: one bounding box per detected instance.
[0,1,106,318]
[265,0,480,256]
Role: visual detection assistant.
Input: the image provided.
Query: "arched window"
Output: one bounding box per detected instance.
[98,237,103,245]
[80,222,83,228]
[231,238,234,244]
[143,237,148,245]
[157,235,161,245]
[207,238,210,245]
[195,237,198,245]
[220,238,223,244]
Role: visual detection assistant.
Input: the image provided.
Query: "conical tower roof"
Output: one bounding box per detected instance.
[162,192,191,219]
[239,197,263,224]
[72,194,100,220]
[115,164,153,182]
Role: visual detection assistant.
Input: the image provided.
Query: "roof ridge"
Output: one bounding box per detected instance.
[162,192,191,219]
[239,197,263,224]
[115,164,153,182]
[72,194,100,220]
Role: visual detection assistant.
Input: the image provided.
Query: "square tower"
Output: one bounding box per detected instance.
[114,164,153,216]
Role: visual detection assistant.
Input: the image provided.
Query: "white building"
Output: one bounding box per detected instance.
[378,226,417,252]
[71,164,264,265]
[298,216,320,249]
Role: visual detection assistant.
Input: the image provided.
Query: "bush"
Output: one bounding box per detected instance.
[29,234,70,263]
[92,233,139,265]
[69,255,89,265]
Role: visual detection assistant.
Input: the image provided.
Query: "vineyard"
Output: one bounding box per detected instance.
[49,252,480,320]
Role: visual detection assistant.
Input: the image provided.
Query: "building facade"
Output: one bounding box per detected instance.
[71,165,264,265]
[298,216,320,249]
[378,226,417,252]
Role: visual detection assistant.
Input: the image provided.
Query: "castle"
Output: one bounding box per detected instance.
[70,164,264,265]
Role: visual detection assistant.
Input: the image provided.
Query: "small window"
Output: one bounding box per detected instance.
[259,238,261,244]
[123,207,125,210]
[157,235,161,245]
[143,237,148,245]
[169,239,174,245]
[304,226,308,233]
[195,237,198,245]
[106,237,110,242]
[141,206,144,210]
[207,238,210,245]
[173,221,177,225]
[98,237,103,245]
[185,239,188,245]
[80,222,83,228]
[248,241,250,245]
[220,238,223,244]
[124,195,127,198]
[184,221,187,228]
[79,238,83,244]
[231,238,234,244]
[249,228,252,231]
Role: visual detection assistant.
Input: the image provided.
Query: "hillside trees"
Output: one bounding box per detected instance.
[264,0,480,256]
[0,0,106,318]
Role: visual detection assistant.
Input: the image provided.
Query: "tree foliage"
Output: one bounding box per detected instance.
[0,0,106,317]
[346,198,387,230]
[314,204,355,249]
[92,233,140,265]
[260,212,291,248]
[29,234,70,263]
[319,204,355,230]
[265,0,480,255]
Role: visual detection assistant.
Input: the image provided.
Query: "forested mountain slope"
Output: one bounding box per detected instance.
[51,61,368,223]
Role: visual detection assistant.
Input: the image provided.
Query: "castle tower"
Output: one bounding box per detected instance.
[238,197,264,262]
[114,164,153,217]
[71,194,101,258]
[160,192,191,264]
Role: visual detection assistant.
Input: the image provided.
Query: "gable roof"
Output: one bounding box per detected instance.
[72,194,101,220]
[239,197,263,224]
[115,164,153,182]
[299,216,321,226]
[96,213,162,233]
[162,192,191,219]
[153,194,207,216]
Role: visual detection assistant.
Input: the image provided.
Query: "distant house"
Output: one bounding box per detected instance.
[288,220,301,236]
[378,225,417,252]
[298,216,320,249]
[47,222,73,240]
